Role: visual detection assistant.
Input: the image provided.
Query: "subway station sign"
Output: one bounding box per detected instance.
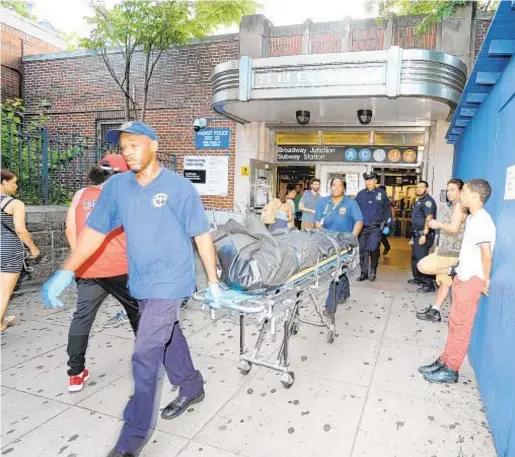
[277,145,419,164]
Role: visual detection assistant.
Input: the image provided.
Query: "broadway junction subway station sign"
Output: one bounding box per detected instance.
[277,145,419,165]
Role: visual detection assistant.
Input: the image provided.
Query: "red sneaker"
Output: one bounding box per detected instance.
[68,369,90,392]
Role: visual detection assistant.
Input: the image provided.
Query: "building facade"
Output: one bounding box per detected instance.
[1,7,65,101]
[16,3,492,211]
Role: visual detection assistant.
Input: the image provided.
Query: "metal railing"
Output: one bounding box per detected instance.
[1,120,177,205]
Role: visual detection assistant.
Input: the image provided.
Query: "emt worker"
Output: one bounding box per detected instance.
[41,121,221,457]
[64,157,139,392]
[355,172,390,281]
[419,179,495,384]
[408,181,437,293]
[315,176,363,315]
[416,179,466,322]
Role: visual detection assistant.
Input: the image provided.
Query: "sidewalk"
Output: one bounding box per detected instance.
[1,264,497,457]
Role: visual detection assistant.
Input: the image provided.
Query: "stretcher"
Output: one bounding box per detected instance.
[201,242,359,389]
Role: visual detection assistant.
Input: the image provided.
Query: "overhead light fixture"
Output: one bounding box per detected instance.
[296,110,310,125]
[357,109,372,125]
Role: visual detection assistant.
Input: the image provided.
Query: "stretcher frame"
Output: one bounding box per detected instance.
[202,244,358,389]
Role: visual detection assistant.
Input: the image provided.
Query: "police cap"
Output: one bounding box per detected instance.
[363,172,378,180]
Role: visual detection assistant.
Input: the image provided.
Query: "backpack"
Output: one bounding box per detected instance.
[261,199,282,225]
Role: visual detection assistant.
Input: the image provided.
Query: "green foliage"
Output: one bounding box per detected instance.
[1,99,74,205]
[81,0,258,120]
[365,0,496,35]
[0,0,35,20]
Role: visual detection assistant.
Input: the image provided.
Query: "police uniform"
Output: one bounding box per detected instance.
[411,192,437,288]
[314,195,363,313]
[355,173,390,280]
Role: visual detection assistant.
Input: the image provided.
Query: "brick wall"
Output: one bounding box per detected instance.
[351,28,385,51]
[268,35,303,57]
[1,22,63,101]
[393,23,437,50]
[23,37,239,208]
[475,19,491,57]
[310,32,342,54]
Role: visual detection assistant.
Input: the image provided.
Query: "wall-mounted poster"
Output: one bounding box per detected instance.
[184,156,229,196]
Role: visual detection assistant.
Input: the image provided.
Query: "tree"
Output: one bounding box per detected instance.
[82,0,258,121]
[0,0,35,19]
[365,0,499,35]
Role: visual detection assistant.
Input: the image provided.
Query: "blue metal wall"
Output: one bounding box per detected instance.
[453,53,515,457]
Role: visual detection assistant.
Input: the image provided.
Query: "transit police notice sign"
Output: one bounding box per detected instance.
[195,128,231,149]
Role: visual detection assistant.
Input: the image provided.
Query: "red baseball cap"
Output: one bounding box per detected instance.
[99,154,129,173]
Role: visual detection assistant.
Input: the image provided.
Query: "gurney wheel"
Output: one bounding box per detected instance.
[281,372,295,389]
[326,330,335,344]
[238,360,252,376]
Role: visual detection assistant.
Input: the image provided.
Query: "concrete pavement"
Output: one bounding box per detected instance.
[1,261,497,457]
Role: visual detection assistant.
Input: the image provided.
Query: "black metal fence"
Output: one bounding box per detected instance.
[1,120,177,205]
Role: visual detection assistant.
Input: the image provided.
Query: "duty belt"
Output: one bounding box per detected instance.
[364,222,381,229]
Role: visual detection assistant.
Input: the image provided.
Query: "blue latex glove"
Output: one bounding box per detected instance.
[205,281,221,309]
[41,270,75,308]
[382,226,390,236]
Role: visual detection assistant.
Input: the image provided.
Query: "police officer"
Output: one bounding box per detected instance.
[409,180,437,293]
[355,172,390,281]
[41,121,221,457]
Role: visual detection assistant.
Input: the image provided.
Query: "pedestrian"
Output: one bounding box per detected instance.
[286,186,297,228]
[419,179,495,383]
[1,170,40,333]
[315,176,363,316]
[268,187,294,232]
[299,178,321,229]
[408,181,437,292]
[355,172,391,281]
[41,121,221,457]
[64,157,140,392]
[293,182,304,229]
[416,179,466,322]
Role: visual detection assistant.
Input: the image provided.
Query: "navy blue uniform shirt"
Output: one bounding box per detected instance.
[315,196,363,233]
[411,193,437,231]
[86,167,209,300]
[355,187,389,226]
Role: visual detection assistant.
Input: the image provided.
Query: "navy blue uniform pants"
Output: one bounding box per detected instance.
[358,226,381,275]
[115,299,203,454]
[411,233,436,287]
[325,273,350,312]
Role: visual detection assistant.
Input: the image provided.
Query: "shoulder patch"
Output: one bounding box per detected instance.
[425,201,432,208]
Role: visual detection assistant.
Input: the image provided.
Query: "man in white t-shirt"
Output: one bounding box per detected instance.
[419,179,496,384]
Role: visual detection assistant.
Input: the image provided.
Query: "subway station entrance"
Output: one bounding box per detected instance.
[212,47,467,270]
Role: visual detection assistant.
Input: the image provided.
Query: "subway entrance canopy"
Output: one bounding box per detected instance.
[212,47,467,126]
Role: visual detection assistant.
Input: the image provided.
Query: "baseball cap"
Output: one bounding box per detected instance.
[99,154,129,173]
[363,172,378,180]
[105,121,158,144]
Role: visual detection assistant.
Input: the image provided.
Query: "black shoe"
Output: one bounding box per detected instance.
[418,358,444,375]
[416,307,441,322]
[407,278,422,285]
[357,274,369,282]
[369,269,377,281]
[161,390,205,420]
[423,364,459,384]
[383,247,390,256]
[417,285,436,293]
[106,450,135,457]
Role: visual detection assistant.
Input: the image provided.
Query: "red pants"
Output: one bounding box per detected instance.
[440,276,484,371]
